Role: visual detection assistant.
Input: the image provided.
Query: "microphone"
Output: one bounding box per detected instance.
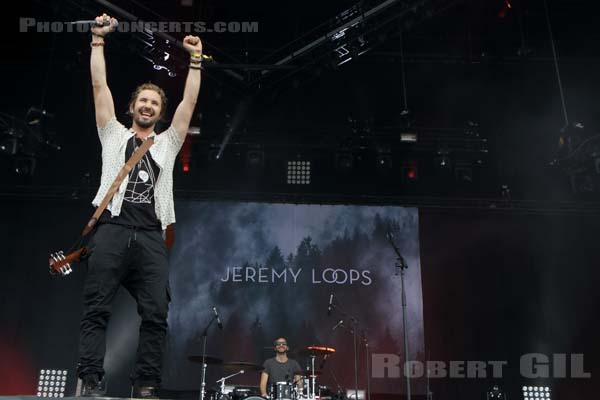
[213,307,223,330]
[327,294,334,316]
[68,20,119,27]
[332,320,344,331]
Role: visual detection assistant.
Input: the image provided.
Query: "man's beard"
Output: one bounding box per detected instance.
[134,114,157,129]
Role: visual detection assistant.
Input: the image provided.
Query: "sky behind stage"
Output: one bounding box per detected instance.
[163,201,424,394]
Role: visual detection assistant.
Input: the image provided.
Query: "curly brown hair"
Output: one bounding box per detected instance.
[128,83,168,119]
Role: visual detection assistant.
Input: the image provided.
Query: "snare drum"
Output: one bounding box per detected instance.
[271,382,294,400]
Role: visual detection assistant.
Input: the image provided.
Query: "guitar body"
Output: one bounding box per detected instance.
[49,224,175,277]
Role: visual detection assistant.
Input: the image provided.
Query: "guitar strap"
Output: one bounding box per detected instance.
[81,136,155,237]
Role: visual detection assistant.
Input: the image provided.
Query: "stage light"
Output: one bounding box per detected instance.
[0,136,18,155]
[14,156,36,176]
[522,386,551,400]
[455,165,473,183]
[187,126,201,136]
[287,160,311,185]
[37,369,68,398]
[401,165,418,182]
[486,385,505,399]
[400,133,417,143]
[435,148,452,171]
[375,150,392,174]
[335,152,353,173]
[246,148,265,168]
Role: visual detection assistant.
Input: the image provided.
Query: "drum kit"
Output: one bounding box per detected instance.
[189,346,337,400]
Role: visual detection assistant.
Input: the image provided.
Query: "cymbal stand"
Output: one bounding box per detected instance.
[330,300,359,400]
[309,354,316,400]
[199,312,219,400]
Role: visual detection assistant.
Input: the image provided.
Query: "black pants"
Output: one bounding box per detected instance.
[77,223,170,385]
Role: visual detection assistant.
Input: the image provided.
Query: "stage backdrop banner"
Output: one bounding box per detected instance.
[164,201,424,395]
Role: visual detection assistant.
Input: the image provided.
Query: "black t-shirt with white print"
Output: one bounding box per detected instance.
[100,135,161,230]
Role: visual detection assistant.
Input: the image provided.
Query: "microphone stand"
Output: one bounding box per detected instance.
[216,370,245,396]
[362,333,371,400]
[199,311,219,400]
[330,301,359,400]
[385,233,411,400]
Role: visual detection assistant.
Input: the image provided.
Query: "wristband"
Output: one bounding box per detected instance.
[91,42,105,47]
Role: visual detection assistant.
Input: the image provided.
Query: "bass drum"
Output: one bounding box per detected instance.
[243,397,268,400]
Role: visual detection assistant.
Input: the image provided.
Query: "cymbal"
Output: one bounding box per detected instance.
[221,361,263,371]
[293,346,336,357]
[188,355,223,365]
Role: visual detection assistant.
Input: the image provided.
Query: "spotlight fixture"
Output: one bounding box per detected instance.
[522,386,551,400]
[401,164,418,182]
[0,136,18,155]
[335,152,354,173]
[37,369,68,398]
[455,165,473,183]
[14,156,36,176]
[246,147,265,168]
[287,160,311,185]
[207,144,222,163]
[400,133,417,143]
[486,385,505,399]
[375,150,392,173]
[435,148,452,170]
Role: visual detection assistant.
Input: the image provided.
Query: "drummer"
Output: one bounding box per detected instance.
[260,337,303,398]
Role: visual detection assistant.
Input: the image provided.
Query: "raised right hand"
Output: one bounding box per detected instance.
[91,13,117,37]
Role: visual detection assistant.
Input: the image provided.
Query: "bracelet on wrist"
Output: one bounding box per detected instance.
[189,64,202,70]
[91,42,105,47]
